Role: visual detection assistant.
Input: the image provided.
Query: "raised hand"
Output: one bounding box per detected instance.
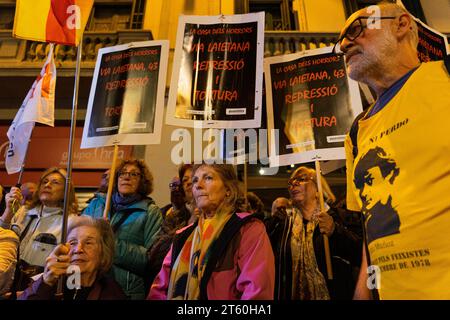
[317,211,335,237]
[43,244,71,287]
[1,187,23,223]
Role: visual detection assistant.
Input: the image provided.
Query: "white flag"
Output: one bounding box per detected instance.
[6,44,56,174]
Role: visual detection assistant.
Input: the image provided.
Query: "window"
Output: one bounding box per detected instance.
[87,0,146,31]
[130,0,146,29]
[0,3,14,30]
[237,0,298,30]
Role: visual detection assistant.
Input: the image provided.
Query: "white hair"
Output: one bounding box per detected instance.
[377,2,419,48]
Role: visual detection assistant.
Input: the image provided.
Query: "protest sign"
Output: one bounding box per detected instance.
[219,92,270,166]
[396,1,449,62]
[414,18,449,62]
[166,13,264,129]
[81,40,168,149]
[264,47,363,167]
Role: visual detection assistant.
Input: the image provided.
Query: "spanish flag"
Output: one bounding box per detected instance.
[13,0,94,46]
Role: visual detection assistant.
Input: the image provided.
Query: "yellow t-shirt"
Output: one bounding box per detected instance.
[345,61,450,299]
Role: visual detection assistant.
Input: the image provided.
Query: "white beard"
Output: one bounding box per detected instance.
[347,29,398,85]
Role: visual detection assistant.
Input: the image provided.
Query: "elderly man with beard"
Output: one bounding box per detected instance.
[336,2,450,299]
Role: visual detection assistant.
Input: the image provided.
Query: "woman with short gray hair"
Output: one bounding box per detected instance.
[19,216,126,300]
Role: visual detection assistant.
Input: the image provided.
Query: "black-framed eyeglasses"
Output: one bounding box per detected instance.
[288,176,313,188]
[118,171,141,179]
[169,182,181,189]
[332,16,397,54]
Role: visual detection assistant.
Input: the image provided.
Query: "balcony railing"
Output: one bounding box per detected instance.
[264,31,339,56]
[0,29,153,76]
[1,29,448,74]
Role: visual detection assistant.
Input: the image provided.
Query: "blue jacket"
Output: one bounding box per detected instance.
[83,194,162,300]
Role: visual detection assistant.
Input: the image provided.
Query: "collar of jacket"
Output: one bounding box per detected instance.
[28,205,62,218]
[97,194,156,212]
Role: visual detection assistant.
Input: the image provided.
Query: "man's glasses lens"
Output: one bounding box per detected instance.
[334,16,397,52]
[169,182,180,189]
[334,18,363,52]
[346,19,363,40]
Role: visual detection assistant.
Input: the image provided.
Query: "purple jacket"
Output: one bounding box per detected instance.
[148,212,275,300]
[18,275,127,300]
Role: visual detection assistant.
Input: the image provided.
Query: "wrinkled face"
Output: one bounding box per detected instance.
[117,164,141,196]
[169,176,181,192]
[340,10,398,82]
[169,176,183,201]
[182,168,193,202]
[271,198,290,217]
[39,173,65,207]
[288,174,317,206]
[100,170,110,191]
[192,166,228,216]
[68,226,101,280]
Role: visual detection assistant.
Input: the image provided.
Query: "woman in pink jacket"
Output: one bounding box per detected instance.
[148,163,274,300]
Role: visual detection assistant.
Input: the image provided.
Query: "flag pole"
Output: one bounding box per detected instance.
[244,161,248,208]
[56,37,83,298]
[15,126,35,187]
[16,165,25,187]
[315,160,333,280]
[103,144,119,220]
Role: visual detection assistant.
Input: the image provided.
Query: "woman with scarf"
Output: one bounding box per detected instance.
[148,163,274,300]
[83,159,162,300]
[0,168,78,294]
[269,166,361,300]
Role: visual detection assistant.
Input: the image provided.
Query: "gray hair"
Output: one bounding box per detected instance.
[67,216,115,277]
[377,1,419,48]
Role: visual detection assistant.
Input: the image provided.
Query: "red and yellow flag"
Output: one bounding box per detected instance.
[13,0,94,46]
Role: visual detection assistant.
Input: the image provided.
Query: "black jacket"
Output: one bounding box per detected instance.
[267,207,362,300]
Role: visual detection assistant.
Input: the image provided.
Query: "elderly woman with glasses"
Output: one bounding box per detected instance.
[269,166,361,300]
[83,159,162,300]
[19,215,126,300]
[148,163,274,300]
[0,167,78,292]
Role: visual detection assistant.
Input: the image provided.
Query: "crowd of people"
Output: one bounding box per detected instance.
[0,160,360,300]
[0,2,449,300]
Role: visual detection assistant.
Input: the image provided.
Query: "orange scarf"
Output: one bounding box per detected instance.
[167,209,233,300]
